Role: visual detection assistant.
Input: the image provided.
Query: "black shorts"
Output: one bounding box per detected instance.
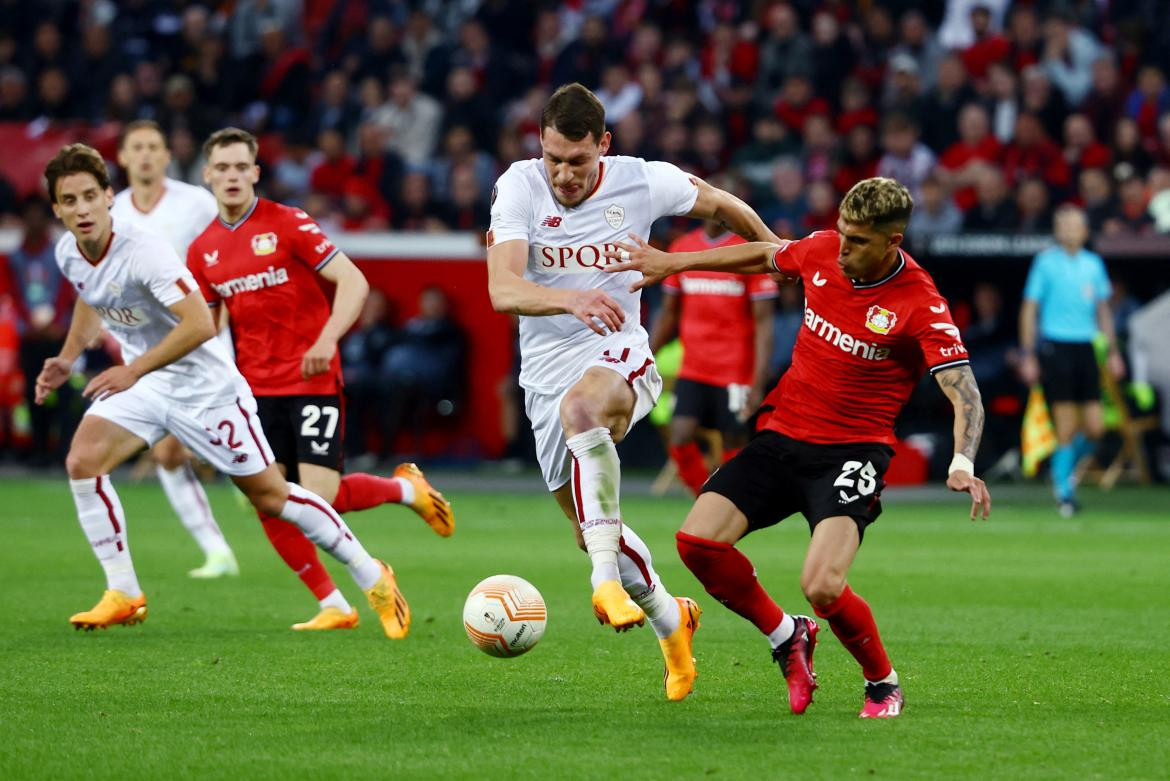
[1038,341,1100,404]
[701,430,894,540]
[674,377,746,436]
[255,394,345,481]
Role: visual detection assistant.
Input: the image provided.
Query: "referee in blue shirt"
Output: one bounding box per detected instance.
[1019,205,1125,517]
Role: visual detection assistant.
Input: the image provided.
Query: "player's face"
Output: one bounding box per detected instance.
[836,218,901,281]
[541,126,611,207]
[204,142,260,209]
[117,128,171,186]
[52,172,114,243]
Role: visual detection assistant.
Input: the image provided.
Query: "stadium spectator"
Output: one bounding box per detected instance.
[437,163,489,232]
[1015,176,1054,232]
[963,164,1017,231]
[833,124,881,196]
[1103,173,1155,236]
[759,157,807,238]
[882,54,928,128]
[1019,205,1125,517]
[803,180,840,232]
[1111,116,1155,180]
[1021,65,1071,141]
[939,103,1003,211]
[551,15,612,90]
[74,24,121,120]
[907,174,963,247]
[393,171,447,231]
[1062,113,1112,180]
[1042,13,1101,106]
[400,9,445,91]
[810,11,856,104]
[33,67,71,122]
[960,3,1011,80]
[876,112,935,201]
[984,61,1021,144]
[442,65,497,153]
[1004,4,1043,72]
[1002,113,1072,194]
[835,77,879,136]
[0,65,28,120]
[595,64,642,125]
[378,286,467,457]
[372,71,443,167]
[939,0,1009,51]
[1126,65,1170,144]
[889,10,944,92]
[341,289,398,458]
[1078,167,1117,232]
[731,115,800,201]
[351,121,403,214]
[309,128,356,202]
[754,3,813,114]
[1148,168,1170,232]
[801,114,836,183]
[1080,55,1128,142]
[166,127,207,187]
[920,54,976,151]
[7,196,74,466]
[350,16,404,84]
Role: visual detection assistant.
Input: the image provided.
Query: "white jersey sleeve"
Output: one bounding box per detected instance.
[489,164,535,245]
[132,233,200,308]
[645,161,699,219]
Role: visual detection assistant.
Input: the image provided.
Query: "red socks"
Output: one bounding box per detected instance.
[669,443,710,496]
[259,515,336,600]
[332,473,404,513]
[813,585,892,681]
[676,531,785,634]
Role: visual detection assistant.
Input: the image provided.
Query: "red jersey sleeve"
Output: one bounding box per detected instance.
[911,295,971,375]
[770,230,837,276]
[747,274,779,299]
[282,206,340,272]
[186,242,220,306]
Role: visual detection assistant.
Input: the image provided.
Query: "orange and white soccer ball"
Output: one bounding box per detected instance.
[463,575,547,658]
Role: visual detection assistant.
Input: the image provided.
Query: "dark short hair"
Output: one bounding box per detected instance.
[118,119,167,150]
[44,143,110,203]
[202,127,259,161]
[541,83,606,143]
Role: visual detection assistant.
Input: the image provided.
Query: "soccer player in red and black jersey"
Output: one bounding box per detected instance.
[649,222,777,495]
[188,128,453,634]
[606,178,991,718]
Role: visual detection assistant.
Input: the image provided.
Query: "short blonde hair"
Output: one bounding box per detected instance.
[839,177,914,235]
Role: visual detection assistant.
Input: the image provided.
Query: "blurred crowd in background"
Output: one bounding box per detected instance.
[2,0,1170,471]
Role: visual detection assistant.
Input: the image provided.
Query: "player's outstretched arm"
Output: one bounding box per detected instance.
[488,238,624,335]
[304,251,368,378]
[84,292,216,401]
[687,176,782,245]
[603,234,781,292]
[35,298,103,404]
[935,364,991,520]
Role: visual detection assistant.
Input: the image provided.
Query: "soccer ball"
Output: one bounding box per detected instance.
[462,575,547,658]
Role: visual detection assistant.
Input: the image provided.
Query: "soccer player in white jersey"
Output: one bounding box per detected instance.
[487,83,783,700]
[35,143,410,638]
[110,119,237,579]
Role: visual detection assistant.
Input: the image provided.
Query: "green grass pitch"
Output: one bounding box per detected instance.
[1,477,1167,779]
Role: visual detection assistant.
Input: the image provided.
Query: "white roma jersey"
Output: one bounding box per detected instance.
[489,155,698,392]
[56,222,244,407]
[111,178,218,257]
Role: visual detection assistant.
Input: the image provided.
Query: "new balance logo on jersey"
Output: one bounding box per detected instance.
[203,250,219,266]
[680,277,746,296]
[540,216,563,228]
[804,306,891,361]
[232,453,249,464]
[210,265,290,298]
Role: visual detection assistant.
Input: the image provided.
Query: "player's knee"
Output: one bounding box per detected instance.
[65,446,102,480]
[559,392,603,437]
[154,441,186,470]
[801,571,845,608]
[250,491,286,518]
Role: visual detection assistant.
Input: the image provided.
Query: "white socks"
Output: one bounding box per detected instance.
[70,476,141,597]
[319,589,354,612]
[867,669,899,686]
[566,427,623,589]
[617,526,679,639]
[768,614,796,649]
[156,463,231,557]
[395,477,416,505]
[279,482,380,590]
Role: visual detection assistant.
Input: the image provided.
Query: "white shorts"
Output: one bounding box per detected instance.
[523,340,662,491]
[85,383,275,477]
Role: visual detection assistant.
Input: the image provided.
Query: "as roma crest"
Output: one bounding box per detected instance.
[865,305,897,335]
[251,232,278,256]
[604,204,624,229]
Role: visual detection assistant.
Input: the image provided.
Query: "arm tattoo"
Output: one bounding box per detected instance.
[936,365,984,460]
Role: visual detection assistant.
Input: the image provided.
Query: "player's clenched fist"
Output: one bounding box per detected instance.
[566,289,624,335]
[302,336,337,378]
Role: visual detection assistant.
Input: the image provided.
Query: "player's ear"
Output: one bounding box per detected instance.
[887,231,904,249]
[202,164,211,185]
[104,187,115,207]
[598,130,611,156]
